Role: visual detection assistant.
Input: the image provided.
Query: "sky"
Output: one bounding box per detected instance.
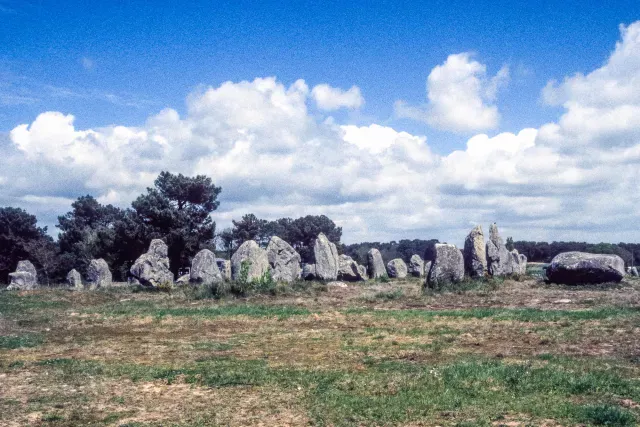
[1,0,640,245]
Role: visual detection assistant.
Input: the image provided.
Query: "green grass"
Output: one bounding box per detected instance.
[344,306,640,322]
[30,355,640,426]
[91,301,311,319]
[0,292,70,316]
[0,333,43,349]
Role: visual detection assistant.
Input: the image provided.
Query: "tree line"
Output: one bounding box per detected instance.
[0,172,343,284]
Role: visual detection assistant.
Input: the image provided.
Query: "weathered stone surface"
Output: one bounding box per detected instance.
[357,264,368,280]
[486,223,512,276]
[231,240,269,282]
[266,236,301,283]
[424,261,432,277]
[66,269,82,288]
[628,267,639,277]
[7,260,37,290]
[338,255,366,282]
[387,258,408,279]
[367,248,386,279]
[176,274,190,285]
[408,254,425,277]
[546,252,625,284]
[216,259,231,280]
[464,225,487,278]
[301,263,316,280]
[87,259,112,289]
[190,249,223,284]
[130,239,174,287]
[509,250,527,276]
[313,233,339,280]
[426,244,464,288]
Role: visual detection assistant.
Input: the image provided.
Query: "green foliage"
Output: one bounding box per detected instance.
[0,333,43,349]
[343,238,439,265]
[230,214,342,262]
[372,288,403,300]
[0,207,55,284]
[505,236,515,251]
[574,404,636,426]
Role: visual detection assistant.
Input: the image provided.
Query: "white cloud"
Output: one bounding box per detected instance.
[5,22,640,245]
[311,84,364,111]
[395,53,508,133]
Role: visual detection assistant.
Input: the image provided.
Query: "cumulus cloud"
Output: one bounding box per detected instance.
[395,53,509,133]
[5,22,640,244]
[311,84,364,111]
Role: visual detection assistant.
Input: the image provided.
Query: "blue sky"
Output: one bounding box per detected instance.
[1,0,640,244]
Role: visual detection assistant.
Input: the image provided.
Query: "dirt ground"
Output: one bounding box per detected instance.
[1,276,639,426]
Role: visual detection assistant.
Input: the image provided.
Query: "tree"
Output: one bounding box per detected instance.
[506,237,515,251]
[57,195,126,274]
[0,207,53,283]
[231,214,267,247]
[218,228,235,258]
[131,171,222,274]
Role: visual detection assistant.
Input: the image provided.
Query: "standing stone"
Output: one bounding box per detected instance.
[338,255,366,282]
[387,258,408,279]
[426,244,464,288]
[216,259,231,280]
[301,263,316,280]
[464,225,487,278]
[7,261,38,290]
[408,254,425,277]
[357,264,368,280]
[313,233,339,280]
[231,240,269,282]
[66,269,83,289]
[509,250,527,276]
[546,252,626,285]
[130,239,174,287]
[190,249,223,284]
[367,248,386,279]
[266,236,301,283]
[424,261,432,277]
[628,267,639,277]
[486,223,511,276]
[87,259,112,289]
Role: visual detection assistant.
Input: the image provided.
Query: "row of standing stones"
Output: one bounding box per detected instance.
[4,224,632,290]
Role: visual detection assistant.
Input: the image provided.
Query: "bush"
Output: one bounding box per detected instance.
[574,404,636,426]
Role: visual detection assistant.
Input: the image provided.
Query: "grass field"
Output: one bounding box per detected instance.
[1,276,640,426]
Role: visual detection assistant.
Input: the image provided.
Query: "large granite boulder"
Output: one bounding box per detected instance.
[266,236,301,283]
[426,244,464,288]
[87,259,112,289]
[464,225,487,278]
[190,249,223,284]
[367,248,386,279]
[231,240,269,282]
[216,258,231,280]
[338,254,366,281]
[130,239,174,287]
[7,261,37,290]
[301,263,316,280]
[66,269,83,289]
[313,233,339,280]
[387,258,408,279]
[486,223,512,276]
[408,254,425,277]
[546,252,625,285]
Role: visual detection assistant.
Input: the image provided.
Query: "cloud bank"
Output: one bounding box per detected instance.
[3,22,640,245]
